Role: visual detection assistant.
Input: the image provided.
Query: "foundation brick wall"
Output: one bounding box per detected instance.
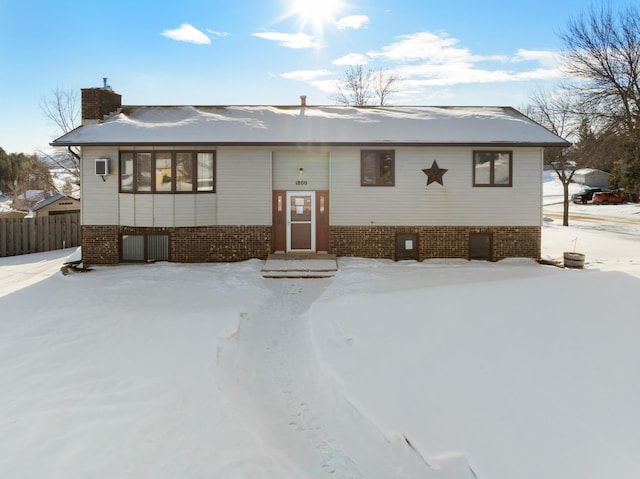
[82,225,272,264]
[170,226,271,262]
[331,225,541,261]
[82,226,120,264]
[83,224,539,264]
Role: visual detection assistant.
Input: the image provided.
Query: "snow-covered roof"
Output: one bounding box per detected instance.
[51,105,569,147]
[573,168,610,177]
[31,193,77,212]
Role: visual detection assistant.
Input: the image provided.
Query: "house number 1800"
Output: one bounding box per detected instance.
[296,180,308,185]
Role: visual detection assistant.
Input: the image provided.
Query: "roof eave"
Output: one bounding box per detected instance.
[50,140,571,148]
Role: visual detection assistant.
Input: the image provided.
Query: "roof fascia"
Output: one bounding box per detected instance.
[50,140,571,148]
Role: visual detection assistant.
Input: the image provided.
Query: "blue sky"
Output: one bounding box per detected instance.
[0,0,618,154]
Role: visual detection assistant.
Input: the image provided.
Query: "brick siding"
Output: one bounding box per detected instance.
[82,224,539,264]
[331,225,540,261]
[82,225,271,264]
[81,88,122,121]
[82,226,120,264]
[170,226,271,262]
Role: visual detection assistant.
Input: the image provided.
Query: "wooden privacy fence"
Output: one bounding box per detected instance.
[0,213,81,257]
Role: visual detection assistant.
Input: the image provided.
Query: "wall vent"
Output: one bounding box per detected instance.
[95,158,110,176]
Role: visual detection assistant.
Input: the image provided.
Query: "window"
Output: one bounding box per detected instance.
[155,153,173,192]
[120,152,134,192]
[119,151,215,193]
[469,233,492,260]
[361,150,395,186]
[176,153,194,192]
[473,151,512,187]
[196,153,214,191]
[136,153,152,192]
[121,234,169,262]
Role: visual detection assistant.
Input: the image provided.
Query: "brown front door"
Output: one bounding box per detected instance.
[287,191,315,252]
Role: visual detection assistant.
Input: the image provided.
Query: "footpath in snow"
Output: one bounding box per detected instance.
[216,278,476,479]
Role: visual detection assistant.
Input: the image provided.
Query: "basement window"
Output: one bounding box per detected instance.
[469,233,492,260]
[121,234,169,262]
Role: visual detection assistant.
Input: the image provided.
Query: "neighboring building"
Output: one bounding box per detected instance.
[51,86,569,265]
[31,193,80,217]
[572,168,611,188]
[12,190,45,211]
[0,210,28,219]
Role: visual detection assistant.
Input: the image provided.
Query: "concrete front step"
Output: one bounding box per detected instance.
[262,253,338,279]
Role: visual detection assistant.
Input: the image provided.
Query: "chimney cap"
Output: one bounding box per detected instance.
[300,95,307,107]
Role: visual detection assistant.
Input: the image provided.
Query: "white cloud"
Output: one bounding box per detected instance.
[365,31,563,89]
[399,63,562,88]
[207,29,231,38]
[252,31,322,49]
[367,31,507,64]
[335,15,370,30]
[512,49,559,68]
[281,70,333,82]
[162,24,211,45]
[273,29,564,103]
[281,70,336,95]
[332,53,368,66]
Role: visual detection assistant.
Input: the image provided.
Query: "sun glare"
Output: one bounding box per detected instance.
[285,0,344,32]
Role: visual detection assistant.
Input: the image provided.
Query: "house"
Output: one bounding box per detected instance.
[572,168,611,188]
[31,193,80,218]
[51,86,569,265]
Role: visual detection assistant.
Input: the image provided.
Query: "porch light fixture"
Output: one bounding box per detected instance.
[298,167,304,174]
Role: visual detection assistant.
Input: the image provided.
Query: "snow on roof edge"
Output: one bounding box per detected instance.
[50,105,571,148]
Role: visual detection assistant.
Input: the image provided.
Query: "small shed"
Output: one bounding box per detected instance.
[31,193,80,217]
[573,168,610,188]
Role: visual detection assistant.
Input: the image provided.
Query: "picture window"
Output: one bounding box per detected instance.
[119,151,215,193]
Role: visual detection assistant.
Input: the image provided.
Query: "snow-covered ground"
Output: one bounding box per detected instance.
[1,174,639,479]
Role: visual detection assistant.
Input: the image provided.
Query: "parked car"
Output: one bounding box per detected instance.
[592,191,625,205]
[571,187,603,204]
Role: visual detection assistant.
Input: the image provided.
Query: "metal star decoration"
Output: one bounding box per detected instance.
[422,160,448,186]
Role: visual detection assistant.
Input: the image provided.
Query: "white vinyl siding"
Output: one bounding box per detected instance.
[118,193,216,227]
[86,145,542,230]
[134,195,153,225]
[81,147,120,225]
[272,149,330,190]
[195,194,217,226]
[120,194,135,225]
[174,195,196,226]
[216,149,272,225]
[153,195,174,227]
[330,147,542,227]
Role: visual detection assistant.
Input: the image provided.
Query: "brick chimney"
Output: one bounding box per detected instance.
[81,79,122,124]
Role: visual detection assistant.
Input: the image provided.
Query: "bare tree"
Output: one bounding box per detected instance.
[560,3,640,192]
[39,87,81,180]
[332,66,403,106]
[332,65,373,106]
[524,88,577,226]
[371,69,404,106]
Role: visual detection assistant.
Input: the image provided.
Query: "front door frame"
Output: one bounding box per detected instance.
[286,191,316,252]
